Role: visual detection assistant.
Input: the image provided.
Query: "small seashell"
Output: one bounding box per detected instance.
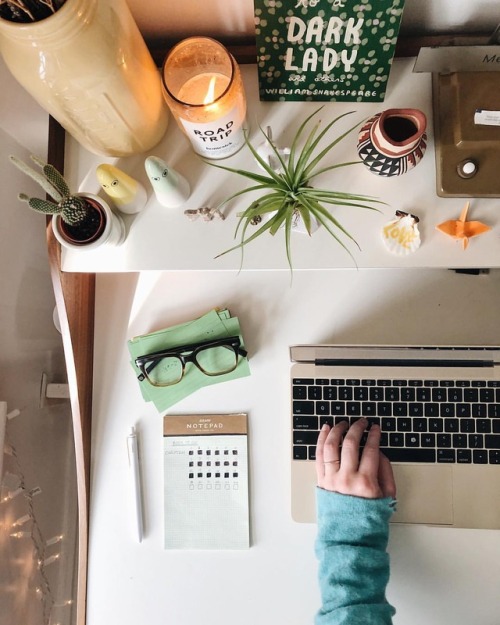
[382,210,421,255]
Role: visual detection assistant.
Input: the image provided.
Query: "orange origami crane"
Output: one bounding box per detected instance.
[436,201,491,249]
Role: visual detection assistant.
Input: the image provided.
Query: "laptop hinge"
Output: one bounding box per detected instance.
[314,358,493,368]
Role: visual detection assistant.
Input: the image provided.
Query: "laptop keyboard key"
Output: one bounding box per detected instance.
[293,446,307,460]
[405,433,420,447]
[380,448,436,463]
[488,405,500,418]
[469,434,484,449]
[378,403,392,417]
[485,435,500,449]
[452,434,468,448]
[293,416,319,430]
[323,387,337,400]
[480,389,495,402]
[473,449,488,464]
[429,418,444,432]
[421,434,436,447]
[489,450,500,464]
[437,434,451,448]
[438,449,456,463]
[389,433,404,447]
[293,400,315,415]
[308,386,322,400]
[339,387,353,400]
[425,404,440,417]
[382,417,396,431]
[394,403,408,417]
[457,449,472,463]
[316,401,330,415]
[347,402,361,416]
[440,404,455,417]
[385,387,400,401]
[293,385,307,399]
[293,431,319,445]
[361,402,377,416]
[444,418,459,432]
[472,404,487,418]
[413,418,427,432]
[331,402,345,415]
[476,419,491,433]
[409,403,424,417]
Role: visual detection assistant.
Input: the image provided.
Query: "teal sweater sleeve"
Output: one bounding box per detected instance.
[315,488,396,625]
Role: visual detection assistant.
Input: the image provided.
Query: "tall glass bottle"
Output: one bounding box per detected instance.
[0,0,168,156]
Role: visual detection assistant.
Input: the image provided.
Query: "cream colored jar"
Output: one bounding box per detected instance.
[0,0,168,156]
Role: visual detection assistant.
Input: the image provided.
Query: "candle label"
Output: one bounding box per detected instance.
[180,107,245,158]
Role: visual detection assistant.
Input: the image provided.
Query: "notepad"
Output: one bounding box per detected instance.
[163,413,250,550]
[128,308,251,412]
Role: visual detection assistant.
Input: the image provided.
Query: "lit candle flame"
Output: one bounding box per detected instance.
[203,76,217,105]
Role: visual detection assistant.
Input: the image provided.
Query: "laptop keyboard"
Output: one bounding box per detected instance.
[292,378,500,464]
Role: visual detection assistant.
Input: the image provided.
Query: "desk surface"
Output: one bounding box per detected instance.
[63,59,500,273]
[89,267,500,625]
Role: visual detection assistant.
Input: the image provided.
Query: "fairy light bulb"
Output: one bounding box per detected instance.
[10,531,30,538]
[46,534,63,546]
[12,513,31,527]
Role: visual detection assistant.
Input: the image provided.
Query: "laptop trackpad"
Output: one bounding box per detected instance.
[391,465,453,525]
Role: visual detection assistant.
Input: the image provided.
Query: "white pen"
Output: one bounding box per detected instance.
[126,426,144,542]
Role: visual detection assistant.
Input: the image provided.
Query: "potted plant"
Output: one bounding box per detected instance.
[212,109,383,270]
[10,154,125,250]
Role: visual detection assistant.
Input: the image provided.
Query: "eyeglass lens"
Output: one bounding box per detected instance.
[144,344,239,386]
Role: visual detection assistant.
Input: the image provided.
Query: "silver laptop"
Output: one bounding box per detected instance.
[290,344,500,529]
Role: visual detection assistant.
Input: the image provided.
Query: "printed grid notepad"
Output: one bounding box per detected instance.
[163,414,250,550]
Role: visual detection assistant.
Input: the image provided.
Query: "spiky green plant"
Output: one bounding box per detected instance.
[10,154,89,226]
[212,108,383,270]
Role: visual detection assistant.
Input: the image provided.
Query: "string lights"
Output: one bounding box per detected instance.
[1,406,74,625]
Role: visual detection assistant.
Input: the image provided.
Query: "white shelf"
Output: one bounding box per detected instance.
[62,58,500,272]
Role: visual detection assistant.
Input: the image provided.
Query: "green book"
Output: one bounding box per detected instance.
[254,0,405,102]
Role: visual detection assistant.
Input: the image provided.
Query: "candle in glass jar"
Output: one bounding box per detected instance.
[162,38,247,159]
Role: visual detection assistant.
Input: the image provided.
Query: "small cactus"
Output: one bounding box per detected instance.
[10,154,89,226]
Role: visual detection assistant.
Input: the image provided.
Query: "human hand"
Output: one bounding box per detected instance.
[316,419,396,499]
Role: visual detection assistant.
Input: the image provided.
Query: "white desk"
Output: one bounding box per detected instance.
[63,58,500,273]
[89,268,500,625]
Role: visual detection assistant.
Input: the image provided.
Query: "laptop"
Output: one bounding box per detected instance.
[290,344,500,529]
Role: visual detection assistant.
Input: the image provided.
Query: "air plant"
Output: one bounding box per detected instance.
[212,108,383,271]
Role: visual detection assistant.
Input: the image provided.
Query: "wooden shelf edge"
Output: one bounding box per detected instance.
[47,116,94,625]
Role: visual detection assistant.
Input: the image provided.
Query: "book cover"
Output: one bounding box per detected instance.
[254,0,405,102]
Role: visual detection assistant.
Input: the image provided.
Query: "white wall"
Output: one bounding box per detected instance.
[126,0,500,43]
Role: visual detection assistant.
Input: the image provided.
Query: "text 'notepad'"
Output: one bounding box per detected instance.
[163,414,249,550]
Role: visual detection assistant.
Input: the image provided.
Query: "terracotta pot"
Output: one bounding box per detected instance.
[357,108,427,177]
[52,193,125,251]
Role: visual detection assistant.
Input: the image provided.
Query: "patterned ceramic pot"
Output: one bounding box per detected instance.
[357,108,427,177]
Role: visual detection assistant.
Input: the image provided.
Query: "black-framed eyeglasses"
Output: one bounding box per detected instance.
[135,336,248,387]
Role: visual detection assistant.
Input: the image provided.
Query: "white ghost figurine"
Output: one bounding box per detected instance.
[145,156,191,208]
[96,164,147,214]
